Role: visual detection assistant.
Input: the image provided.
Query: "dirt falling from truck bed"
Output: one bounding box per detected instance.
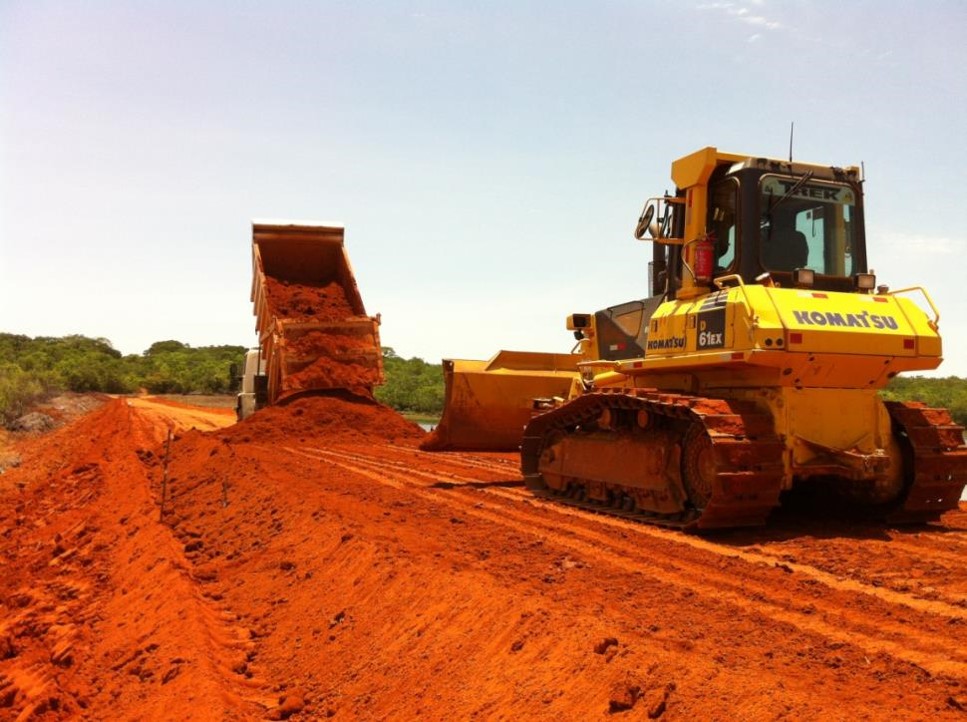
[286,329,375,357]
[282,333,382,396]
[263,275,382,395]
[3,396,967,720]
[264,276,356,319]
[283,359,382,397]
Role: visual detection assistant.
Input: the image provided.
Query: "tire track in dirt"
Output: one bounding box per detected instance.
[408,444,967,613]
[316,446,516,482]
[310,446,967,621]
[388,447,520,475]
[292,445,967,680]
[739,535,967,612]
[796,538,967,566]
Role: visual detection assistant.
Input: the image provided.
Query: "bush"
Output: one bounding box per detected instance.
[0,364,49,423]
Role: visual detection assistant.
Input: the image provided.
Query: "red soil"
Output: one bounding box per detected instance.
[264,277,355,320]
[264,278,380,396]
[281,358,382,397]
[282,331,380,393]
[135,395,236,417]
[286,330,373,358]
[222,393,423,446]
[2,396,967,720]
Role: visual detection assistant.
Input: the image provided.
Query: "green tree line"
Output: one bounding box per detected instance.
[3,333,963,428]
[0,335,447,423]
[0,334,245,422]
[880,376,967,426]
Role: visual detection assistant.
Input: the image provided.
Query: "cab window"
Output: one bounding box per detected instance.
[708,178,738,272]
[759,175,856,276]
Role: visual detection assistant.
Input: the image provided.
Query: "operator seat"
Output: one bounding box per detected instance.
[764,230,809,271]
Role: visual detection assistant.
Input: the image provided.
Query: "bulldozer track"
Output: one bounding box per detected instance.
[886,401,967,522]
[290,444,967,678]
[521,391,786,530]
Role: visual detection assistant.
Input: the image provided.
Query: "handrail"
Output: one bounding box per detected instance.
[888,286,940,329]
[713,274,759,337]
[713,274,755,320]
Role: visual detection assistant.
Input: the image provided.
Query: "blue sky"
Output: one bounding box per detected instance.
[2,1,965,376]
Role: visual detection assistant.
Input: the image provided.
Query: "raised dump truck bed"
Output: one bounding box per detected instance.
[244,221,383,413]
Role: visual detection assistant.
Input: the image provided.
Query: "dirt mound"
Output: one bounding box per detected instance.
[223,392,424,445]
[264,276,355,320]
[0,399,259,719]
[4,395,967,720]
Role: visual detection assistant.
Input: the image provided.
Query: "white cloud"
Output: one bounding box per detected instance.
[743,14,781,30]
[697,2,782,31]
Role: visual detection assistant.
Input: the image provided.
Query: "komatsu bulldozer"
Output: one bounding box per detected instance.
[438,147,967,530]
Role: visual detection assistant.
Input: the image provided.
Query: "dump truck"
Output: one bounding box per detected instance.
[435,147,967,530]
[236,221,383,420]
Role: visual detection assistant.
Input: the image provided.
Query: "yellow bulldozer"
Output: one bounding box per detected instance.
[431,147,967,529]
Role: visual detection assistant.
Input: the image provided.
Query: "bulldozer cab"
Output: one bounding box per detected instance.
[637,149,868,296]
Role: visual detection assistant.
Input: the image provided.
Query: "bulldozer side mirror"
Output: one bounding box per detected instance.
[634,202,657,240]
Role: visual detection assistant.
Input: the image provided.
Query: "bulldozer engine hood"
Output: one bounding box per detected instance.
[614,284,942,388]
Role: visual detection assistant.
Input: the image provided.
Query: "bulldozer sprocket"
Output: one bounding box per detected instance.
[521,390,786,531]
[885,401,967,523]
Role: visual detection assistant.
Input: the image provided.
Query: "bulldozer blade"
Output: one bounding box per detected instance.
[422,350,581,451]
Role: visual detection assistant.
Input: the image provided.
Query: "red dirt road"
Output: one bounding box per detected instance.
[2,396,967,720]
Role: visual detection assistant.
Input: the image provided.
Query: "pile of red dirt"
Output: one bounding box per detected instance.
[264,277,355,320]
[0,399,260,720]
[5,395,967,721]
[222,392,424,446]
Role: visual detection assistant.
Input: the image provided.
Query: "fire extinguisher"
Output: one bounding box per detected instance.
[693,232,715,284]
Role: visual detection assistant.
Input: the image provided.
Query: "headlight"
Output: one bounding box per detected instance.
[792,267,815,288]
[854,272,876,291]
